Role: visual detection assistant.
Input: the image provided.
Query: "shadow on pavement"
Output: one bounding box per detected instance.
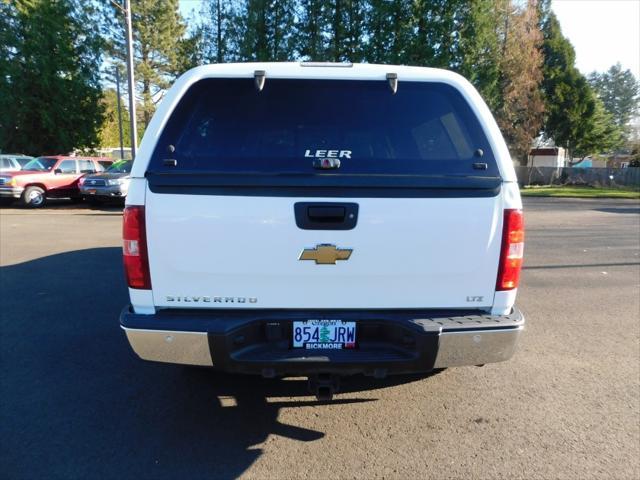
[0,247,435,479]
[0,197,123,212]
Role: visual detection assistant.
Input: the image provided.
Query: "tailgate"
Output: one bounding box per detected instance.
[146,190,502,309]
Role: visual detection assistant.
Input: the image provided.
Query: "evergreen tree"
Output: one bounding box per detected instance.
[296,0,330,60]
[238,0,296,61]
[588,63,640,131]
[540,12,593,153]
[271,0,297,60]
[240,0,269,60]
[572,96,624,159]
[331,0,367,62]
[104,0,189,128]
[457,0,502,110]
[409,0,467,69]
[176,30,205,72]
[0,0,103,155]
[98,89,132,148]
[0,2,19,149]
[364,0,413,64]
[198,0,242,63]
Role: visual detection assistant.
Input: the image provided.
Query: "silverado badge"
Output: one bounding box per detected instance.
[299,244,353,265]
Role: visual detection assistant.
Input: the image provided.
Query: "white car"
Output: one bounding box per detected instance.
[0,154,33,172]
[119,63,525,400]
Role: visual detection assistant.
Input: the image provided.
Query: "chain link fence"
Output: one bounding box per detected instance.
[515,166,640,188]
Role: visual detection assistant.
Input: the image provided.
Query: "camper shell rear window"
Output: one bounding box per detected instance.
[148,78,499,179]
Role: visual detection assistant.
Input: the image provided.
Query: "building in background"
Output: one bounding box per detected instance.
[528,147,567,168]
[95,147,132,160]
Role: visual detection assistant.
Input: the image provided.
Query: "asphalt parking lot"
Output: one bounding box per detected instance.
[1,197,639,479]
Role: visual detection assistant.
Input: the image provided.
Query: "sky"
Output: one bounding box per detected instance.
[552,0,640,79]
[179,0,640,79]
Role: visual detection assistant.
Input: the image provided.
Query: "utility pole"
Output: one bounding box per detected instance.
[124,0,138,159]
[110,0,138,159]
[115,67,125,160]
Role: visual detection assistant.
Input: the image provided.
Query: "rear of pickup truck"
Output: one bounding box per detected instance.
[120,63,524,392]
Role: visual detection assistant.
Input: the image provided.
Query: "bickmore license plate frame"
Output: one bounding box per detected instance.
[292,319,357,350]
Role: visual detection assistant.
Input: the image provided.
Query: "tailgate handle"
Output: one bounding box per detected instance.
[294,203,359,230]
[308,206,345,221]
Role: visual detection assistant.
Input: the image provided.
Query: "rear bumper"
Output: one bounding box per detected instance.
[120,307,524,375]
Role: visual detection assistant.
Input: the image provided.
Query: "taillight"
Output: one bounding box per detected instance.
[496,209,524,291]
[123,206,151,289]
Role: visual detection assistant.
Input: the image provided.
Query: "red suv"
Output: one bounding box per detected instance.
[0,156,113,207]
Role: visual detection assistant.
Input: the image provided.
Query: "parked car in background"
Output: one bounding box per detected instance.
[80,159,133,204]
[0,154,33,172]
[0,156,113,207]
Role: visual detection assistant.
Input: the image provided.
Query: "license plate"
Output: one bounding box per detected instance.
[87,189,96,195]
[292,320,356,350]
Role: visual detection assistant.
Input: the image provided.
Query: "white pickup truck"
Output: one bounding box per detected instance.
[120,63,524,400]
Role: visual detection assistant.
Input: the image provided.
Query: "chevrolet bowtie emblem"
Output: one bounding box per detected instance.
[299,244,353,265]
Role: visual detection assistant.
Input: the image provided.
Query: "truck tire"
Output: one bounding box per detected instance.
[21,186,46,208]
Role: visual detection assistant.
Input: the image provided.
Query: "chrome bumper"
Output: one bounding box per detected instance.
[80,185,127,197]
[122,325,523,369]
[0,186,24,198]
[123,328,213,366]
[121,308,524,371]
[434,325,523,368]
